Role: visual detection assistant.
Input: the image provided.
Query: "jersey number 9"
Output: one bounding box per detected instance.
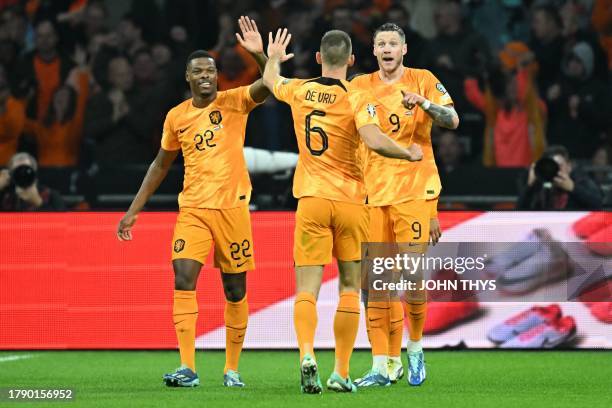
[389,114,400,132]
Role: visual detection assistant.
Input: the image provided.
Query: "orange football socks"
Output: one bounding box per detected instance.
[406,301,427,341]
[294,292,318,361]
[367,300,390,357]
[224,296,249,373]
[333,292,360,378]
[173,290,198,372]
[389,301,404,357]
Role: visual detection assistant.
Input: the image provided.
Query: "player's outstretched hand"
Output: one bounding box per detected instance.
[406,143,423,162]
[429,217,442,246]
[400,90,426,111]
[236,16,263,54]
[117,213,138,241]
[267,28,294,62]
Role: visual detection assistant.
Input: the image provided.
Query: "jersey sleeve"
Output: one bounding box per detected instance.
[348,90,381,130]
[160,111,180,151]
[222,85,260,113]
[424,70,454,107]
[272,77,299,104]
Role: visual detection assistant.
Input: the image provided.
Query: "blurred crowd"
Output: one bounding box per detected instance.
[0,0,611,210]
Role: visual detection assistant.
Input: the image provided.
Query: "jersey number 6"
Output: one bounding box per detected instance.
[305,110,328,156]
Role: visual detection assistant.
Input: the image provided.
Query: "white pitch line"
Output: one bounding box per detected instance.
[0,354,34,363]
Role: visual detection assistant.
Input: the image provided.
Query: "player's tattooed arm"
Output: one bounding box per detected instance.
[401,90,459,129]
[424,103,459,129]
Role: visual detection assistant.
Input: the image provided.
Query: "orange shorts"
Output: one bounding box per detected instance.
[294,197,369,266]
[368,199,436,246]
[171,206,255,273]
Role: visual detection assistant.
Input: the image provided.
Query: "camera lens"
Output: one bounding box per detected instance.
[11,165,37,188]
[534,157,560,183]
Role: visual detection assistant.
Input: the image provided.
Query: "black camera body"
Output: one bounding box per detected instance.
[534,156,560,184]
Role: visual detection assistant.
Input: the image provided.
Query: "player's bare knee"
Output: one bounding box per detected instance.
[222,272,246,302]
[224,286,246,302]
[172,259,201,290]
[338,274,360,292]
[174,273,196,291]
[337,260,361,292]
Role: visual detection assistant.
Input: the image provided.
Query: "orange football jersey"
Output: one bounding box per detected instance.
[272,77,380,203]
[161,86,259,209]
[350,68,453,205]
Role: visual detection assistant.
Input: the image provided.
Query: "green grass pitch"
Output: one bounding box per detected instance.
[1,350,611,408]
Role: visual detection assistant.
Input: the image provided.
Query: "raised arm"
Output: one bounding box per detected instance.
[235,16,269,103]
[117,148,179,241]
[263,28,294,91]
[401,90,460,129]
[359,124,423,161]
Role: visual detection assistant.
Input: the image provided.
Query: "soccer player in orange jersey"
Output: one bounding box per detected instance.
[262,28,423,394]
[116,17,279,388]
[350,23,459,387]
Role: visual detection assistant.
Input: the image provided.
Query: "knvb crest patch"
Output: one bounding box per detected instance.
[436,83,448,95]
[366,104,377,118]
[174,239,185,253]
[209,110,222,125]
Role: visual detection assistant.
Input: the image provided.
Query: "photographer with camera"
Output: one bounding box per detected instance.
[0,152,65,211]
[518,145,603,210]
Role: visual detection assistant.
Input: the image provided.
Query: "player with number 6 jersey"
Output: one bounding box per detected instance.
[263,28,423,394]
[117,17,271,389]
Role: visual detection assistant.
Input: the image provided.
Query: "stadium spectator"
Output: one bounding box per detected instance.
[0,38,20,79]
[560,0,609,81]
[163,0,220,51]
[57,0,109,53]
[84,56,156,164]
[24,67,89,166]
[115,13,147,59]
[464,42,547,167]
[0,65,25,165]
[284,6,319,77]
[14,19,74,120]
[546,42,611,159]
[131,48,157,88]
[0,6,32,55]
[216,46,259,91]
[326,6,375,74]
[518,145,603,210]
[528,5,565,95]
[435,130,464,175]
[591,0,612,74]
[128,0,166,45]
[466,0,530,52]
[152,42,173,70]
[209,14,259,90]
[591,144,612,185]
[0,152,65,210]
[385,3,427,68]
[421,1,491,156]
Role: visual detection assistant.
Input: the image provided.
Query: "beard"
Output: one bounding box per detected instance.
[378,57,402,73]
